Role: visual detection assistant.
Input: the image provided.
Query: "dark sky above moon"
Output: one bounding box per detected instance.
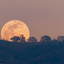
[0,0,64,41]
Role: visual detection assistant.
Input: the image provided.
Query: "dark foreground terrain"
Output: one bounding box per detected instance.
[0,40,64,64]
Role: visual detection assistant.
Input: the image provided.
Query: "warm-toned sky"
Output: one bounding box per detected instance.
[0,0,64,41]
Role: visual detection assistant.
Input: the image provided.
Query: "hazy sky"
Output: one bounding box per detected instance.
[0,0,64,41]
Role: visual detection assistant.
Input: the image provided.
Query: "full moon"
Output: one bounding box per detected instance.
[1,20,30,41]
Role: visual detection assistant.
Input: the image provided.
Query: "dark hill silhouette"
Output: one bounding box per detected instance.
[0,40,64,64]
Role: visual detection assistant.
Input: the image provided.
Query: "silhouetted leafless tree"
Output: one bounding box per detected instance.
[20,35,26,43]
[28,37,37,42]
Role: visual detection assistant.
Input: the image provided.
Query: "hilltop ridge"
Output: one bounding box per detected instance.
[0,40,64,64]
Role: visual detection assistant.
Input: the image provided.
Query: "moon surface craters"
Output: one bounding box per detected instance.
[8,23,23,37]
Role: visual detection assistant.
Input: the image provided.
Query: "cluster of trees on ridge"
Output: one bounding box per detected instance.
[10,35,64,43]
[1,35,64,64]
